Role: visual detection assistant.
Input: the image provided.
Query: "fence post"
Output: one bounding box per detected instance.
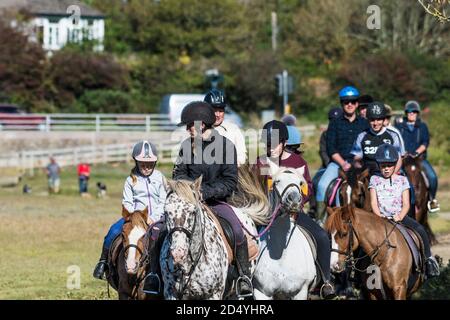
[96,115,101,133]
[46,115,51,132]
[146,115,151,132]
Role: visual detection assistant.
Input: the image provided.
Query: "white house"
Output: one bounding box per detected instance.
[0,0,105,52]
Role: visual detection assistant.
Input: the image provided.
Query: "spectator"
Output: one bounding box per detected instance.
[46,157,61,194]
[77,161,91,196]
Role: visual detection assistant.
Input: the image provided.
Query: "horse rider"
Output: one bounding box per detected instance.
[384,104,406,153]
[172,101,253,298]
[351,102,405,176]
[395,101,440,213]
[255,120,336,299]
[357,94,374,119]
[93,141,167,295]
[204,89,248,166]
[315,86,369,221]
[281,114,303,155]
[368,144,440,278]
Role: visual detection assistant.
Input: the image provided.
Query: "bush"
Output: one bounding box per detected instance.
[415,259,450,299]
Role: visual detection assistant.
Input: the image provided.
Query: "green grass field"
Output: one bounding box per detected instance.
[1,156,449,299]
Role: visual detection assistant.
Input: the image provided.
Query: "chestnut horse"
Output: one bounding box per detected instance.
[325,205,424,300]
[106,207,161,300]
[403,155,436,244]
[338,166,371,211]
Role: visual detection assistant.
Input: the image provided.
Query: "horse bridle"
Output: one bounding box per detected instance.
[331,219,398,274]
[165,191,205,299]
[121,220,152,298]
[271,170,303,215]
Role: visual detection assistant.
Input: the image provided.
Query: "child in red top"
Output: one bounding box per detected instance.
[77,162,91,194]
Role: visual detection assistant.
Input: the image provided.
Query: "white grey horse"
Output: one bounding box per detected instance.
[160,177,265,300]
[252,159,318,300]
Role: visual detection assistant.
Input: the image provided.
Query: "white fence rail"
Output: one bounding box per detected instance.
[0,113,175,132]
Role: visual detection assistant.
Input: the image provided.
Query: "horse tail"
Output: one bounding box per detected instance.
[228,164,271,225]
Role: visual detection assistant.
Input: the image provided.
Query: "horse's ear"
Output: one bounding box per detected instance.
[165,178,176,193]
[122,205,131,219]
[326,206,336,217]
[295,165,305,177]
[361,168,370,180]
[339,168,347,180]
[267,158,279,176]
[193,175,203,192]
[141,206,148,218]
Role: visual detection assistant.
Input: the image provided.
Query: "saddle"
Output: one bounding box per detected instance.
[325,178,342,207]
[389,221,425,274]
[203,204,259,265]
[106,235,123,290]
[295,225,322,292]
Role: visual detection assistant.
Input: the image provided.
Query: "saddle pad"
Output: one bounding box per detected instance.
[393,222,423,271]
[326,178,342,207]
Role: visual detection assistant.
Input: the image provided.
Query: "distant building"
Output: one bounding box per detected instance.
[0,0,105,52]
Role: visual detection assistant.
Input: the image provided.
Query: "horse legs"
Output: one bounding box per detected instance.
[392,285,407,300]
[253,288,272,300]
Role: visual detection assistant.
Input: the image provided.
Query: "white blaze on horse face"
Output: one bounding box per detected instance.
[330,231,340,272]
[346,185,352,205]
[411,165,416,172]
[126,225,145,273]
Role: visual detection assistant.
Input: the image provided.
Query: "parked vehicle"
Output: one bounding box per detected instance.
[160,94,244,128]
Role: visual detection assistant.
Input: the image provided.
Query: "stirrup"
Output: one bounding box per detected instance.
[320,282,336,300]
[142,272,161,295]
[235,275,253,298]
[427,201,440,213]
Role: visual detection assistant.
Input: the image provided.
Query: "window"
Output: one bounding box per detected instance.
[49,27,53,45]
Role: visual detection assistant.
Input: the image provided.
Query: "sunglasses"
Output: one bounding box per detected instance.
[342,100,358,105]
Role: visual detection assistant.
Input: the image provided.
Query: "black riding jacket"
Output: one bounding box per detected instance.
[172,129,238,203]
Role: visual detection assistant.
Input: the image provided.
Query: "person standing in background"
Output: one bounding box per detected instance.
[46,157,61,194]
[77,161,91,197]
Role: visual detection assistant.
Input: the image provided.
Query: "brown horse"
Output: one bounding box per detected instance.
[107,207,160,300]
[325,205,424,300]
[338,166,371,211]
[403,155,436,244]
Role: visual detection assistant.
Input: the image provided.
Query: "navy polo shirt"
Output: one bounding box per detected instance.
[326,115,369,161]
[396,118,430,156]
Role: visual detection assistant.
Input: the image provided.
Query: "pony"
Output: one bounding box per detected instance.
[403,154,436,244]
[160,176,264,300]
[251,159,318,300]
[106,207,161,300]
[338,166,371,211]
[325,205,424,300]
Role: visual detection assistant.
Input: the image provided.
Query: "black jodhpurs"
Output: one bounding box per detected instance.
[401,216,431,257]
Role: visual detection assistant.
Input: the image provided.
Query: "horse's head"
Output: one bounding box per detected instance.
[121,206,149,275]
[339,167,369,208]
[164,177,202,269]
[403,154,423,186]
[325,205,359,273]
[267,159,306,215]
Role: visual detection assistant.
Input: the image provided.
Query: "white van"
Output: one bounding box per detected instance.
[160,94,243,128]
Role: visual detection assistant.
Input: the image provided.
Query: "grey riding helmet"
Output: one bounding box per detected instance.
[404,100,421,113]
[132,140,158,162]
[375,143,398,164]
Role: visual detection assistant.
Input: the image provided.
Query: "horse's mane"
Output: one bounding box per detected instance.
[228,164,270,225]
[129,210,148,229]
[325,206,356,234]
[344,165,367,188]
[168,180,198,204]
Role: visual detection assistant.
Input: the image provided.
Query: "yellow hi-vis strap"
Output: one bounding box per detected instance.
[301,182,309,196]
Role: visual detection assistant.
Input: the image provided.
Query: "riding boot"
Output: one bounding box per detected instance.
[93,245,109,280]
[235,240,253,299]
[425,256,440,279]
[316,202,327,226]
[142,238,162,296]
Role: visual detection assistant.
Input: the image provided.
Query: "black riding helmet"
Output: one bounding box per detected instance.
[177,101,216,127]
[366,101,387,120]
[358,94,374,109]
[262,120,289,147]
[375,143,399,164]
[204,89,227,109]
